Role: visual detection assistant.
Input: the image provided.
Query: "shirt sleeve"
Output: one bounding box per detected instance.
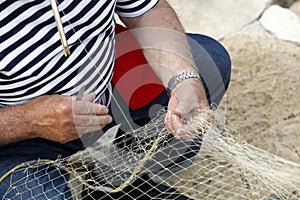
[115,0,159,18]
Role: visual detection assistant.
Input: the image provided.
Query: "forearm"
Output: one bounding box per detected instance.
[0,104,32,145]
[0,94,112,145]
[120,0,197,87]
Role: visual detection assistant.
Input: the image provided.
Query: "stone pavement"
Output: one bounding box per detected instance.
[167,0,300,44]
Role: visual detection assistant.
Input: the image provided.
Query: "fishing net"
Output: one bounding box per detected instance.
[1,108,300,200]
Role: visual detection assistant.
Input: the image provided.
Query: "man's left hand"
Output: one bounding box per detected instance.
[165,78,210,141]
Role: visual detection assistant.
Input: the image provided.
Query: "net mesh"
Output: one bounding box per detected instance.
[1,109,300,200]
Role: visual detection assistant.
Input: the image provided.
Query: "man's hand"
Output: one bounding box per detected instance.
[26,94,112,143]
[120,0,211,140]
[165,78,210,141]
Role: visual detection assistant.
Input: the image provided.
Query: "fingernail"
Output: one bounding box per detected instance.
[107,116,113,123]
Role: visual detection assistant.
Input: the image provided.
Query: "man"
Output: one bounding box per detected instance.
[0,0,231,199]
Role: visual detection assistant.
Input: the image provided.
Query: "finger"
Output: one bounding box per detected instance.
[170,113,185,139]
[71,93,95,103]
[180,111,211,140]
[165,111,184,139]
[172,103,185,116]
[188,110,212,128]
[165,111,175,134]
[73,101,109,115]
[166,110,203,141]
[177,124,200,141]
[76,126,107,136]
[74,115,112,127]
[81,93,96,102]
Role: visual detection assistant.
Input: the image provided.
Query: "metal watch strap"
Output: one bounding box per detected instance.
[167,71,201,91]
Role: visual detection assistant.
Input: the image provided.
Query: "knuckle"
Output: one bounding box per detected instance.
[59,97,72,110]
[57,134,73,144]
[57,135,69,143]
[78,102,90,114]
[60,103,72,114]
[61,118,74,126]
[98,105,108,113]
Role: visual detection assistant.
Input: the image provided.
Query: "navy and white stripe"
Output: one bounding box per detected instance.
[0,0,159,107]
[116,0,159,17]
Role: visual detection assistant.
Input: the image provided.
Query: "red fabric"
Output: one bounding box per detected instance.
[112,25,165,110]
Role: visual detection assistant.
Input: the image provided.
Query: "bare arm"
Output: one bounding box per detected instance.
[120,0,196,86]
[120,0,209,140]
[0,94,112,146]
[0,104,32,145]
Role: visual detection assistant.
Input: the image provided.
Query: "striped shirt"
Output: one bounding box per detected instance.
[0,0,159,107]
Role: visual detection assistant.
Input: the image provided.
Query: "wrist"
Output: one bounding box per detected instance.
[19,103,36,138]
[0,103,36,145]
[167,70,201,92]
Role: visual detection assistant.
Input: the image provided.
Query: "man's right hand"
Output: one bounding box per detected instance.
[25,93,112,143]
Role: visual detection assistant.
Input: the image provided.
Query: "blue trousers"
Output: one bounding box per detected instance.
[0,33,231,199]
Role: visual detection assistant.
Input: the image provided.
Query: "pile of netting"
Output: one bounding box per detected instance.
[1,108,300,199]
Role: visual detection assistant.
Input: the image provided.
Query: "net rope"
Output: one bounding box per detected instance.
[1,108,300,200]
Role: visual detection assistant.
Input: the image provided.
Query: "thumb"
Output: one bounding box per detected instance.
[173,103,185,117]
[169,95,184,117]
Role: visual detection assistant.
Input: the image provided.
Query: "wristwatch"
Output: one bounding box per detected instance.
[167,71,201,92]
